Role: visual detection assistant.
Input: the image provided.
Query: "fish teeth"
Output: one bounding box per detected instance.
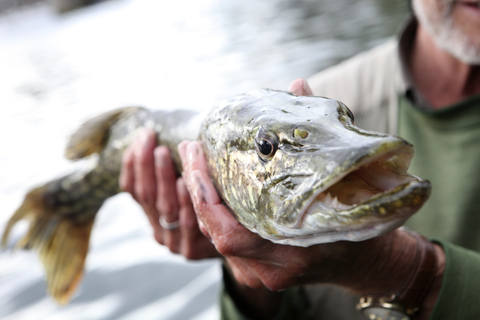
[332,196,339,208]
[318,192,351,210]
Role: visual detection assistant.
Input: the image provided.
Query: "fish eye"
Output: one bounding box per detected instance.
[255,129,278,161]
[258,138,275,157]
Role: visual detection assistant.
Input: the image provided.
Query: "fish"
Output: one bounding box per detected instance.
[1,88,431,304]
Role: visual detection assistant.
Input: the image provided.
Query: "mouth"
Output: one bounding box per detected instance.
[462,1,480,8]
[304,143,429,220]
[459,1,480,12]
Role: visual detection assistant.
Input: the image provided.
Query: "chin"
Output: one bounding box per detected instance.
[413,0,480,64]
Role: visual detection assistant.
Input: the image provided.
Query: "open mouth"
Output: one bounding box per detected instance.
[464,1,480,8]
[307,145,419,213]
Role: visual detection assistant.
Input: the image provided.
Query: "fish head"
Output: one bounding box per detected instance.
[200,89,430,246]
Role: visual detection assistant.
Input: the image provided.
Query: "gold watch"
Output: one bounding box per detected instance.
[357,295,411,320]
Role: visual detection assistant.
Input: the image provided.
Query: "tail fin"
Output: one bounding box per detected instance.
[2,185,96,304]
[2,107,141,303]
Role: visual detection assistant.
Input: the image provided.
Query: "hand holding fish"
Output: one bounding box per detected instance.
[119,129,219,259]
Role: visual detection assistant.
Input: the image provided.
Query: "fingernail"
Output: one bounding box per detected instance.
[191,170,213,205]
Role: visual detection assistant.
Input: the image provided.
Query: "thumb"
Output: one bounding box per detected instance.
[288,78,313,96]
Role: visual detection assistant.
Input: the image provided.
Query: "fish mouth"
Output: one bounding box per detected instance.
[300,142,431,234]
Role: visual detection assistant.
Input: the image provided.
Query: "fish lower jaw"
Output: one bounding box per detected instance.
[273,216,410,247]
[305,172,428,219]
[304,146,419,215]
[294,178,431,245]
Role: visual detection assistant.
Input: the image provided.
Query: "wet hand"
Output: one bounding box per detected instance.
[119,129,219,259]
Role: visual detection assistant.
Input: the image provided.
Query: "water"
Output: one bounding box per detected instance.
[0,0,408,319]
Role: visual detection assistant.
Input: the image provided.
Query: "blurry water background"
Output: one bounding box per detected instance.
[0,0,408,319]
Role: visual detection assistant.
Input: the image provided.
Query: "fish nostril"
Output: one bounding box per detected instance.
[294,128,309,139]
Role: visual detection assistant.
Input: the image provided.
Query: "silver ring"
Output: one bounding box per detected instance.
[159,216,180,230]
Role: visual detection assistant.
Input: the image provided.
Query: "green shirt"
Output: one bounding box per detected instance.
[399,94,480,250]
[398,94,480,319]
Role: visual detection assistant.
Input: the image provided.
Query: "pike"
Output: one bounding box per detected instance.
[1,89,430,304]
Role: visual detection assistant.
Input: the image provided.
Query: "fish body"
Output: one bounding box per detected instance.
[1,89,430,303]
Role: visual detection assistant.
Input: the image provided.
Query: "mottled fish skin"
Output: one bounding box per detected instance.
[1,89,430,304]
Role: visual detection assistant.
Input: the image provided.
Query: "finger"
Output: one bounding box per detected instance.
[177,177,198,252]
[178,140,189,169]
[177,177,220,259]
[288,78,313,96]
[133,129,157,207]
[179,141,209,176]
[119,145,135,195]
[164,226,181,254]
[154,146,179,224]
[179,141,221,206]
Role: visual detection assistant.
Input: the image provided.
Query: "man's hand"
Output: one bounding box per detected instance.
[119,129,219,259]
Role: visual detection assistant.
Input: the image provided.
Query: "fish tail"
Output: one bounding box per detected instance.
[2,173,107,304]
[2,106,146,303]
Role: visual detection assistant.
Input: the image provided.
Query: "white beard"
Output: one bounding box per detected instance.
[413,0,480,64]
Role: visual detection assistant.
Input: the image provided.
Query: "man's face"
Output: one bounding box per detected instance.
[413,0,480,64]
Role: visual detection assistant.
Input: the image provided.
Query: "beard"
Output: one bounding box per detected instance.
[413,0,480,64]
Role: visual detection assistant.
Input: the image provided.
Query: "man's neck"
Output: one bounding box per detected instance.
[411,24,480,109]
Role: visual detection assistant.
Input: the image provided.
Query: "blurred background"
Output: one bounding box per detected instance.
[0,0,408,319]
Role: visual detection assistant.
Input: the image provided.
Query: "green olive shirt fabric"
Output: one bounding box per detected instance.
[220,18,480,320]
[399,95,480,250]
[398,94,480,319]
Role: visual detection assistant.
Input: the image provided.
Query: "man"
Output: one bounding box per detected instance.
[120,0,480,318]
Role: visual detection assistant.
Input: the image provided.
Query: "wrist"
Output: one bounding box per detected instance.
[338,229,443,320]
[329,229,419,293]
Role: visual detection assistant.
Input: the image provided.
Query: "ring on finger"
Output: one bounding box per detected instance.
[159,216,180,230]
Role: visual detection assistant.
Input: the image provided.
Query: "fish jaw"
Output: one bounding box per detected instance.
[270,140,431,246]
